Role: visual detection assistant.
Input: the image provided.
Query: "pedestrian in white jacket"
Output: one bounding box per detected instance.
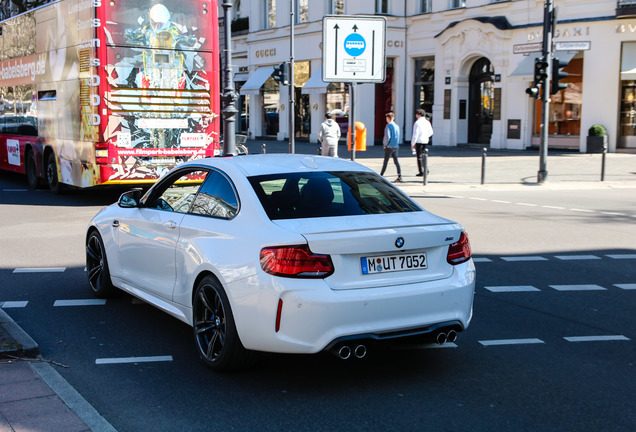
[318,113,341,157]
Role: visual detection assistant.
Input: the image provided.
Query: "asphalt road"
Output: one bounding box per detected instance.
[1,171,634,432]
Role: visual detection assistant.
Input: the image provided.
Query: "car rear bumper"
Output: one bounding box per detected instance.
[230,260,475,354]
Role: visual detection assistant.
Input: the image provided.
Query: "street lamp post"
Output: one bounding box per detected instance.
[221,0,238,156]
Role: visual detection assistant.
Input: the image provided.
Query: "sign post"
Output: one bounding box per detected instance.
[323,15,386,160]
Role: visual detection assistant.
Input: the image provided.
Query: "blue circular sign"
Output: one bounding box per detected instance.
[344,33,366,57]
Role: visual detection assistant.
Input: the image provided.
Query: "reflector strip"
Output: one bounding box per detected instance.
[275,299,283,332]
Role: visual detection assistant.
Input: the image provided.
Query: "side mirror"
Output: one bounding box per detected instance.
[118,189,142,208]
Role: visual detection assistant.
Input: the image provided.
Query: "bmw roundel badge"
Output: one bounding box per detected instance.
[395,237,405,248]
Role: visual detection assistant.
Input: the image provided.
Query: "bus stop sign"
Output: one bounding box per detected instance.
[322,15,386,83]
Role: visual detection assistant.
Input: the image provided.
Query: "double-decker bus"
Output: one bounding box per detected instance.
[0,0,220,193]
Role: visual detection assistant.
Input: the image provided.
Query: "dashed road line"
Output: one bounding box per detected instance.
[53,299,107,307]
[0,301,28,308]
[479,338,545,346]
[607,254,636,259]
[500,256,548,262]
[554,255,601,260]
[614,284,636,290]
[484,286,540,293]
[542,205,565,210]
[549,284,606,291]
[13,267,66,273]
[472,258,493,263]
[95,356,173,365]
[491,200,511,204]
[564,335,630,343]
[570,208,595,213]
[2,189,28,192]
[516,202,538,207]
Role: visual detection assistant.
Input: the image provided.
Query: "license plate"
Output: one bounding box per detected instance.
[361,253,427,275]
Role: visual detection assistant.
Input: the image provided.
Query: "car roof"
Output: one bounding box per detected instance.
[190,154,375,177]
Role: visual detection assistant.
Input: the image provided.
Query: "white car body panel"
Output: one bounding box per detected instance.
[88,154,476,355]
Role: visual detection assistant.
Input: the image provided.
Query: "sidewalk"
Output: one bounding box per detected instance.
[242,138,636,192]
[0,308,116,432]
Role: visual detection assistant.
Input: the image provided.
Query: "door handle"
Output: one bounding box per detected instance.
[163,221,177,229]
[112,220,120,228]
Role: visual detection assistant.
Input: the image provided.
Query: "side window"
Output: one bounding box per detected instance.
[148,170,208,213]
[189,170,239,219]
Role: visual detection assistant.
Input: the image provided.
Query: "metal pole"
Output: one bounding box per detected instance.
[289,0,295,154]
[423,148,428,186]
[481,147,487,184]
[538,0,554,183]
[221,0,237,156]
[601,143,607,181]
[350,82,357,161]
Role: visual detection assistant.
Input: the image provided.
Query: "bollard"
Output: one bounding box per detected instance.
[423,148,429,186]
[261,143,266,154]
[481,147,487,185]
[601,143,607,181]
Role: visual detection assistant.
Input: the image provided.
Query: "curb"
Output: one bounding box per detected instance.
[0,307,39,358]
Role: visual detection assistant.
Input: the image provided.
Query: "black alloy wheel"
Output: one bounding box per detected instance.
[25,149,39,189]
[192,276,256,371]
[46,151,62,194]
[86,230,116,298]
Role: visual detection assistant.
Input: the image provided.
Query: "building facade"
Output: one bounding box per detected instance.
[224,0,636,152]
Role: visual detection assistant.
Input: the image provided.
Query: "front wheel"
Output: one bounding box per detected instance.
[192,276,256,371]
[86,230,117,298]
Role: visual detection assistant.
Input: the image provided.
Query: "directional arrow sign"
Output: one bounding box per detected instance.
[322,15,386,83]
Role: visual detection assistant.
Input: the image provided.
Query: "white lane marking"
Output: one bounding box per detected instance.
[479,338,544,346]
[95,356,173,365]
[444,195,465,199]
[501,256,548,262]
[2,189,28,192]
[554,255,601,260]
[601,212,627,216]
[1,301,28,308]
[542,205,565,210]
[549,284,606,291]
[468,197,488,201]
[607,254,636,259]
[13,267,66,273]
[422,343,458,349]
[564,335,630,343]
[484,286,540,293]
[472,258,492,263]
[491,200,511,204]
[54,299,107,307]
[614,284,636,290]
[516,202,538,207]
[570,208,595,213]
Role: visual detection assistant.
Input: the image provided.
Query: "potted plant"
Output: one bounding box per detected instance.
[587,124,608,153]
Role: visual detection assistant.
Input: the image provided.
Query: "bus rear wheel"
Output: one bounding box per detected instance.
[25,149,40,190]
[46,152,63,194]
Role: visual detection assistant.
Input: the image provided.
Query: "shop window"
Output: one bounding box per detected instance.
[262,76,280,136]
[327,82,349,136]
[532,53,583,137]
[414,57,435,115]
[619,42,636,148]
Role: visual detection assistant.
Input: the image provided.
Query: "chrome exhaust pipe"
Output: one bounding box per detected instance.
[354,345,367,359]
[447,330,457,343]
[338,345,352,360]
[436,332,447,345]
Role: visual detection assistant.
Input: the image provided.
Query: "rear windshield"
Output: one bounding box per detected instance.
[249,171,421,220]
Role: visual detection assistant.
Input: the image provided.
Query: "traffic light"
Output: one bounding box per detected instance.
[534,57,549,84]
[525,84,540,98]
[551,57,568,95]
[272,62,289,86]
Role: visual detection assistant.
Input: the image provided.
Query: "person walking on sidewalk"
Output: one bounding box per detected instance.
[411,108,434,176]
[318,112,341,157]
[380,112,402,182]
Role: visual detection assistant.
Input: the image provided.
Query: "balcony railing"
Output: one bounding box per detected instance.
[617,0,636,18]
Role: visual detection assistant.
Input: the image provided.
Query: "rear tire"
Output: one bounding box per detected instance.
[46,151,63,194]
[192,276,257,371]
[86,230,117,298]
[25,149,40,190]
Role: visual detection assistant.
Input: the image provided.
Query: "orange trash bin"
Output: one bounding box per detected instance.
[347,121,367,151]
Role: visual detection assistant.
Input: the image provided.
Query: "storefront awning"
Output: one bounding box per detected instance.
[240,66,274,95]
[509,51,576,77]
[301,66,329,94]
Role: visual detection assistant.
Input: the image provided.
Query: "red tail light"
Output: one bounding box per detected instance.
[447,232,472,265]
[260,245,334,278]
